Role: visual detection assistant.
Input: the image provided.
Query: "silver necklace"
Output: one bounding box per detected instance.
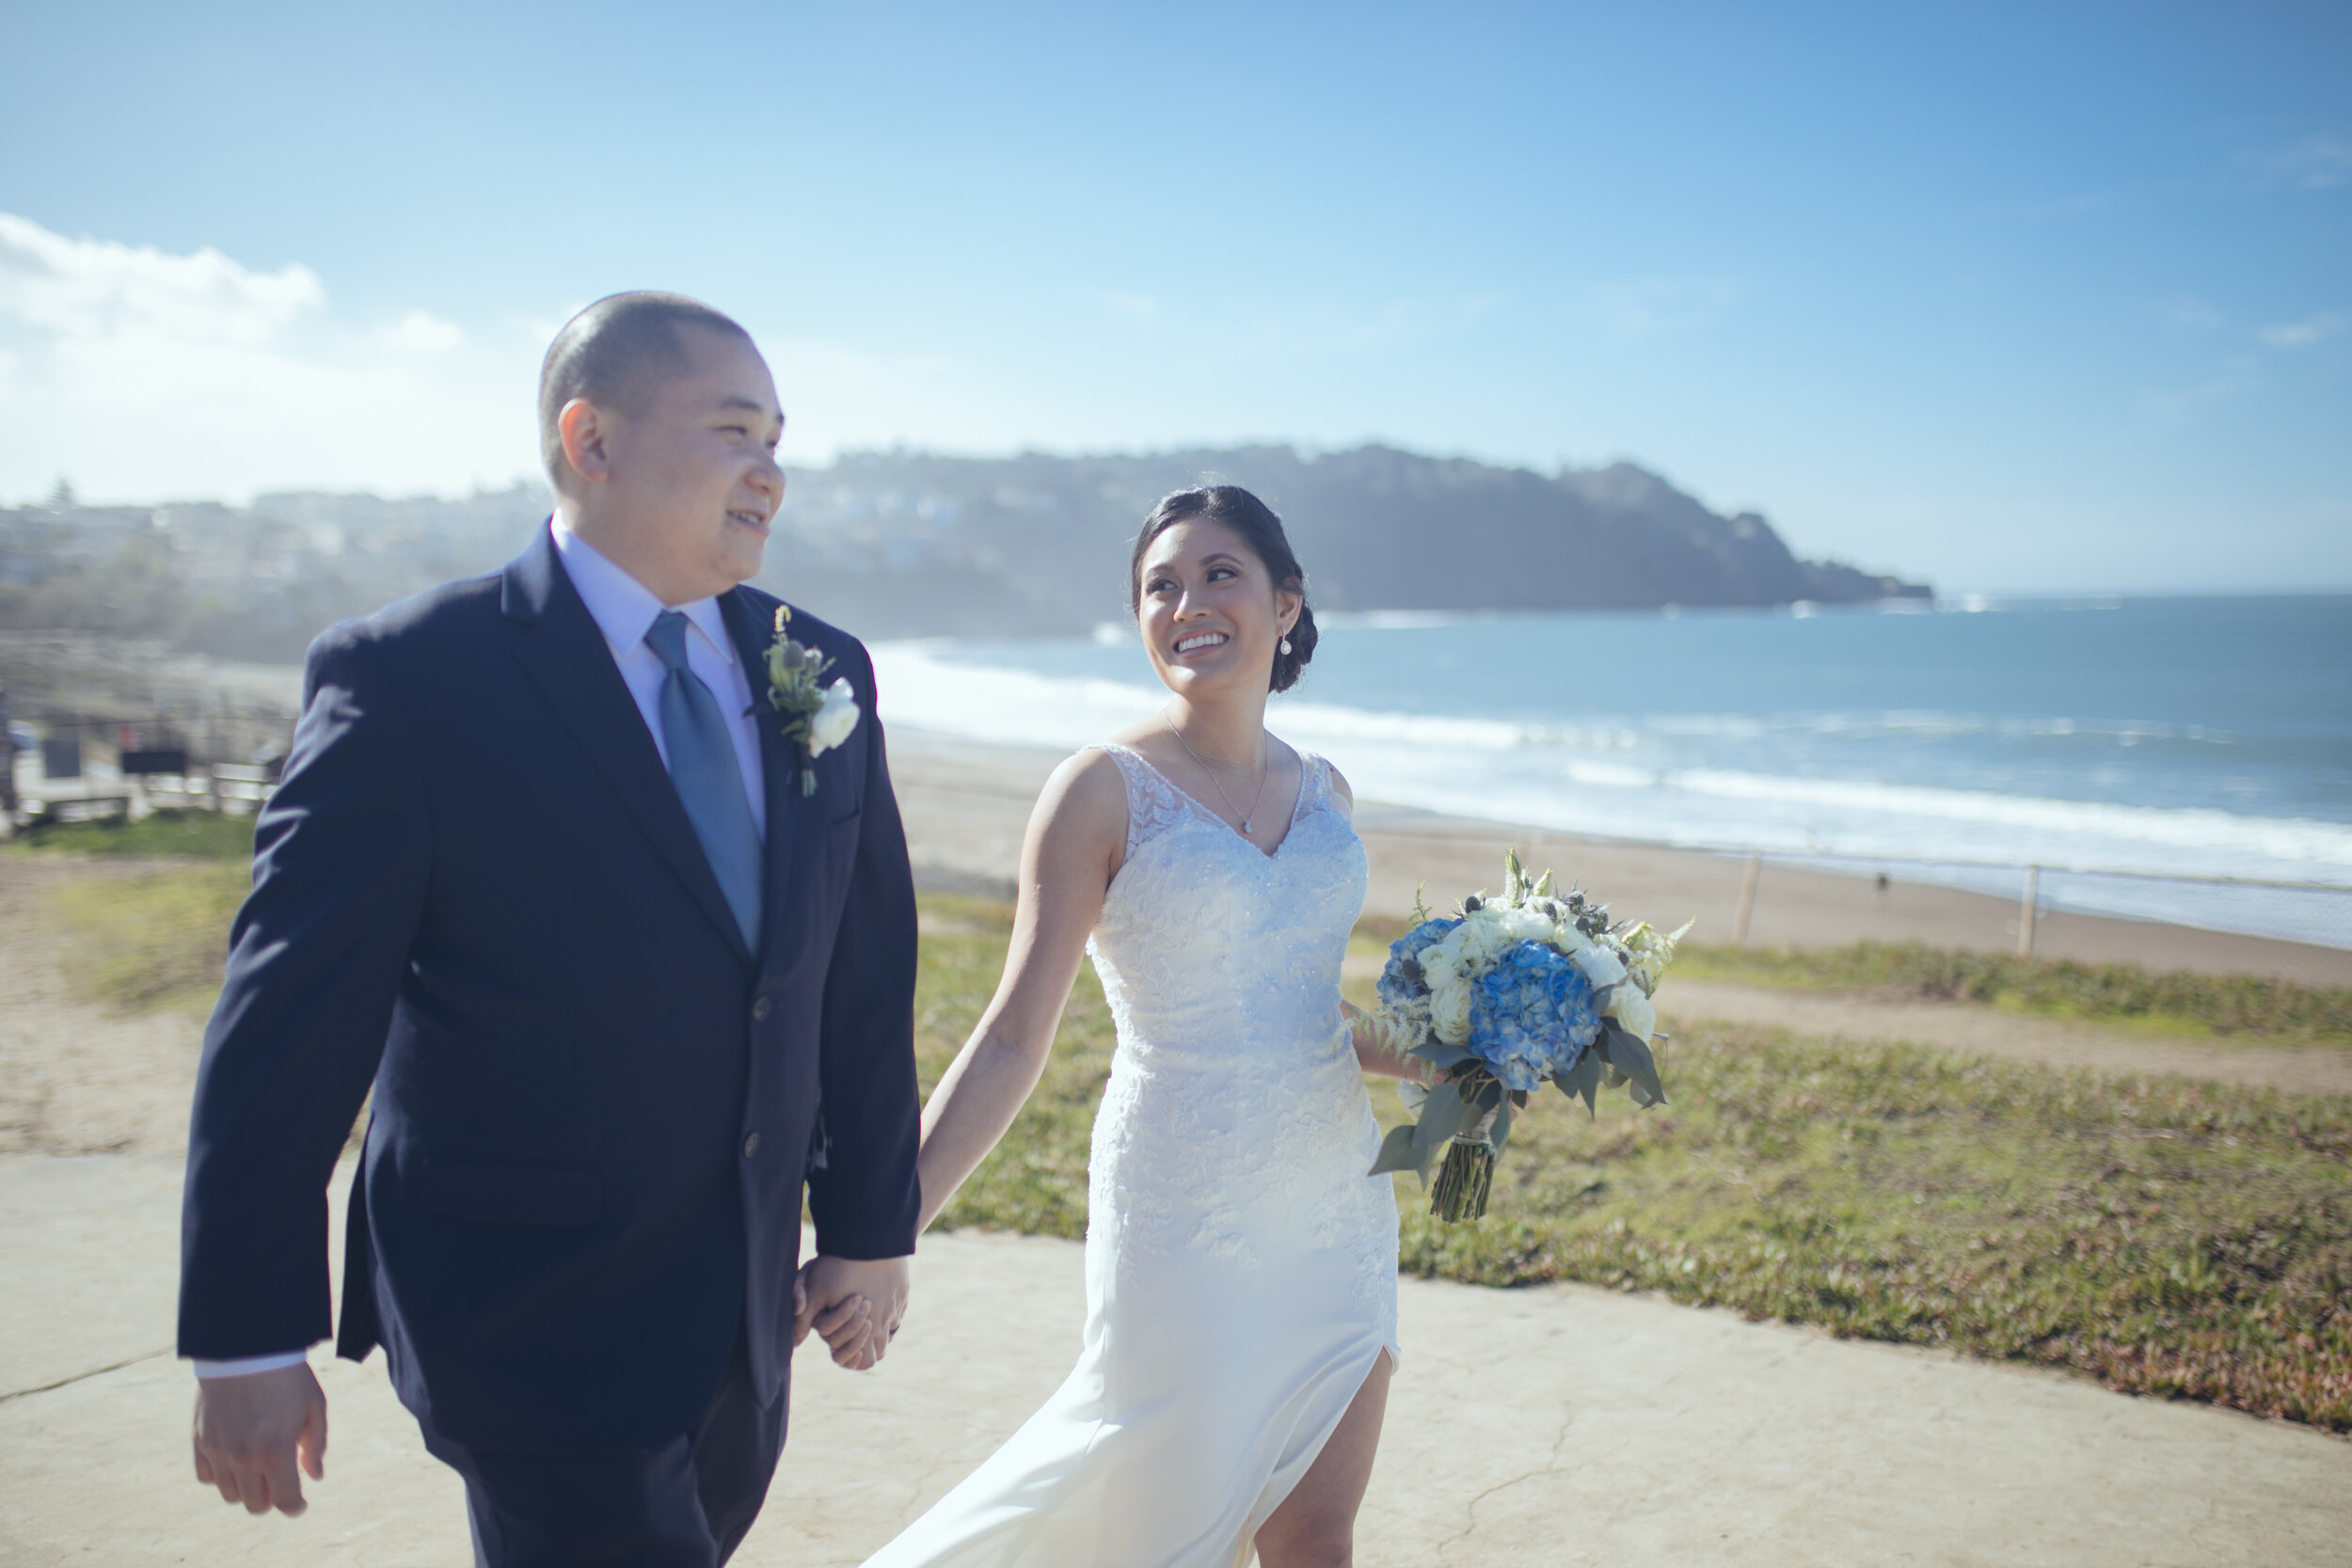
[1162,713,1269,834]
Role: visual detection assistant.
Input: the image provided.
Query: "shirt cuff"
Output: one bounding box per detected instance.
[191,1349,313,1380]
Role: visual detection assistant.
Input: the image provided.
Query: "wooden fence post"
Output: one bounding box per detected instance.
[2016,864,2040,958]
[1733,852,1760,946]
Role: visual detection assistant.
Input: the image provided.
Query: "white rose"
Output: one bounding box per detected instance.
[1457,908,1513,966]
[1421,931,1467,990]
[1572,946,1627,989]
[1496,906,1554,945]
[1552,919,1596,954]
[1430,978,1474,1045]
[1606,987,1657,1043]
[807,678,861,757]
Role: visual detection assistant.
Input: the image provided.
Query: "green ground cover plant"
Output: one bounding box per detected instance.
[1670,940,2352,1044]
[8,808,256,861]
[914,895,1116,1237]
[927,897,2352,1432]
[43,870,2352,1431]
[47,859,249,1013]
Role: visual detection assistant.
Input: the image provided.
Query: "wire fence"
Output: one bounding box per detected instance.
[1723,847,2352,956]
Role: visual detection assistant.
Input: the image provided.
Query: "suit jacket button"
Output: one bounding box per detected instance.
[742,1132,761,1158]
[751,996,772,1022]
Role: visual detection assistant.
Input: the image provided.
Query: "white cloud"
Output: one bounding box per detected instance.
[1579,277,1743,339]
[1102,290,1159,327]
[0,213,536,503]
[2257,310,2346,348]
[380,309,464,354]
[2161,294,2226,330]
[2267,133,2352,190]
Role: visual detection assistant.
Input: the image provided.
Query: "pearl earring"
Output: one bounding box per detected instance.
[1279,636,1293,656]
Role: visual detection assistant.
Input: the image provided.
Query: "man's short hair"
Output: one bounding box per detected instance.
[537,292,754,492]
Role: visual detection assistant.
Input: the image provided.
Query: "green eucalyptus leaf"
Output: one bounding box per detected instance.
[1489,1094,1516,1156]
[1413,1130,1446,1186]
[1410,1040,1474,1069]
[1606,1027,1668,1105]
[1368,1123,1421,1176]
[1555,1049,1602,1115]
[1412,1081,1470,1152]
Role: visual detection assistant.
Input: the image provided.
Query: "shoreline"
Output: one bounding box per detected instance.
[888,727,2352,988]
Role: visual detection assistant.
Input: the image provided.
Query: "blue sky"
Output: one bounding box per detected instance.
[2,0,2345,592]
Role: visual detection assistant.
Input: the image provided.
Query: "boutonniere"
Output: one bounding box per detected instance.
[764,606,861,796]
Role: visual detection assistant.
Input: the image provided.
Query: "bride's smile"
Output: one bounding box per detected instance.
[1136,524,1300,705]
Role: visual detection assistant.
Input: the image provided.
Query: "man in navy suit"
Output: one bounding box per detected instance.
[178,292,920,1564]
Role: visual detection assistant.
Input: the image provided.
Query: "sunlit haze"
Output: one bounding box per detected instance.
[2,0,2346,592]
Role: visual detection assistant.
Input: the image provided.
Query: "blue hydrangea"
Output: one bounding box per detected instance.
[1466,941,1602,1090]
[1377,916,1460,1008]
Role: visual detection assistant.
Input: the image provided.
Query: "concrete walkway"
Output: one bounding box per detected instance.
[3,1154,2345,1566]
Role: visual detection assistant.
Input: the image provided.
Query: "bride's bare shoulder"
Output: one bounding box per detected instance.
[1027,746,1131,840]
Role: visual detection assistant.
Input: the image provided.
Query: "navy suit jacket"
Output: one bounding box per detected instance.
[178,524,923,1451]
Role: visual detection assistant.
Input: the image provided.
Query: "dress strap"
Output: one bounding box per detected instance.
[1293,751,1333,825]
[1090,743,1190,861]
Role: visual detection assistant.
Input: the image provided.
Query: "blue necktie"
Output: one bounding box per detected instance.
[645,610,763,949]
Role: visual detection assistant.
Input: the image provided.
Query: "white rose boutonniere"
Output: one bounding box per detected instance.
[763,606,862,796]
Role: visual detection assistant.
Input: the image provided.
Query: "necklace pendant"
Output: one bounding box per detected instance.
[1241,818,1252,833]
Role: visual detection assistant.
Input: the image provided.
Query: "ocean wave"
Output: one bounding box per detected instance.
[870,641,2351,881]
[1550,763,2352,872]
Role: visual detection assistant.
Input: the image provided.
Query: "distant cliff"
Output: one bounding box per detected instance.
[0,446,1925,660]
[760,444,1928,637]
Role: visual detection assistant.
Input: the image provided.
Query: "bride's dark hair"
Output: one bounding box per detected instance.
[1128,485,1319,693]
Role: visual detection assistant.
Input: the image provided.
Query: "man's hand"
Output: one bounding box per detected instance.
[191,1362,327,1515]
[792,1255,911,1370]
[791,1265,877,1367]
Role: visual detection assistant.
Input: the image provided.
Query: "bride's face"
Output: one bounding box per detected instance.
[1135,518,1300,699]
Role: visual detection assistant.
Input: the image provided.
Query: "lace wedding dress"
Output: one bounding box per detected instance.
[865,743,1399,1568]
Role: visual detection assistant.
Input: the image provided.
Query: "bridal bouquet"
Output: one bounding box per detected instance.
[1366,851,1690,1221]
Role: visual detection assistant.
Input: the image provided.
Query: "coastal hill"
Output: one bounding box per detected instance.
[0,446,1925,659]
[770,445,1927,637]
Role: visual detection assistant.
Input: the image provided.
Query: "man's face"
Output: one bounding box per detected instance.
[596,325,787,599]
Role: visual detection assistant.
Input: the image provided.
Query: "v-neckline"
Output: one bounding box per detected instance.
[1121,744,1311,861]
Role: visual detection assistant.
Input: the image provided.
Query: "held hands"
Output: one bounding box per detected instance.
[791,1254,912,1371]
[191,1362,327,1515]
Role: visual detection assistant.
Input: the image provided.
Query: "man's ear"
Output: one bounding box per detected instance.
[558,398,615,488]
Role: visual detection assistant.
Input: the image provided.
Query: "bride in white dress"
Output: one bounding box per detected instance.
[864,485,1430,1568]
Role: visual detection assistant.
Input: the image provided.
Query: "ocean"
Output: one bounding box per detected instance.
[869,594,2352,949]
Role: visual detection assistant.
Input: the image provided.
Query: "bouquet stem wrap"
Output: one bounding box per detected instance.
[1431,1098,1502,1221]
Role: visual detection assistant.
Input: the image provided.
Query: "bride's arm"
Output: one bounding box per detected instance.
[1324,763,1439,1085]
[913,751,1126,1235]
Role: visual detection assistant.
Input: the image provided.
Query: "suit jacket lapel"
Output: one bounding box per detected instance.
[503,529,754,963]
[721,588,800,966]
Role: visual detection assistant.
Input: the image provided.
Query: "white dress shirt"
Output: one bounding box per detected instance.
[192,519,770,1380]
[548,518,769,839]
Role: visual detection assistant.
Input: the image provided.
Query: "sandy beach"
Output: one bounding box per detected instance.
[887,728,2352,989]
